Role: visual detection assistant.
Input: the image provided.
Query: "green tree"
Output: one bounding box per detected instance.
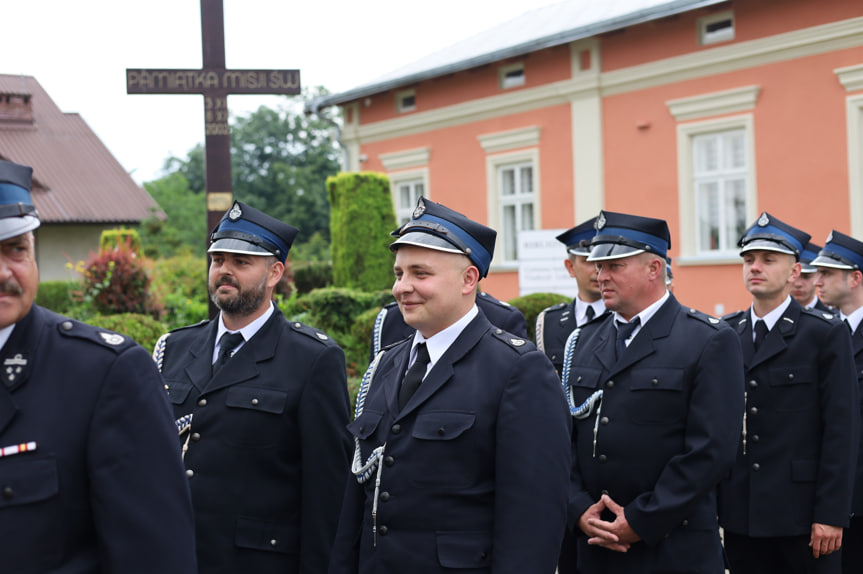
[139,171,207,258]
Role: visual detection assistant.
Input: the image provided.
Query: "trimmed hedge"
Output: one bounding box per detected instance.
[507,292,572,342]
[293,261,333,294]
[327,172,396,292]
[36,280,78,315]
[86,313,168,353]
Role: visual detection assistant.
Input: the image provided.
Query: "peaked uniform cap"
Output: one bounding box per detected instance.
[556,217,597,256]
[799,241,822,273]
[0,159,40,242]
[390,197,497,277]
[811,230,863,271]
[208,201,299,264]
[587,210,671,262]
[738,212,809,259]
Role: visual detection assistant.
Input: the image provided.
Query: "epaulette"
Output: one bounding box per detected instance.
[383,301,399,310]
[490,327,533,354]
[169,319,210,333]
[56,319,135,353]
[542,302,567,314]
[684,307,723,328]
[478,291,513,308]
[801,307,837,322]
[383,336,411,352]
[722,309,746,324]
[290,320,337,345]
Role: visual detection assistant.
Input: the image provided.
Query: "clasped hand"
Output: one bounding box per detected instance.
[577,494,641,553]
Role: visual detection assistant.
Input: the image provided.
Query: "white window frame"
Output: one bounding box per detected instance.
[395,89,416,113]
[499,62,525,90]
[389,168,429,225]
[843,92,863,236]
[486,149,540,269]
[676,114,757,265]
[698,10,735,46]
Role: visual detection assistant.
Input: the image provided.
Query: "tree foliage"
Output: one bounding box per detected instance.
[142,87,341,263]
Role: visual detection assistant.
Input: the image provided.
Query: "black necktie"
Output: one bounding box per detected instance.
[398,343,430,410]
[217,332,245,366]
[615,317,640,359]
[753,319,768,352]
[845,318,854,335]
[585,305,595,323]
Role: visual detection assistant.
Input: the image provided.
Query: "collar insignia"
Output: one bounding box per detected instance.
[228,202,243,221]
[3,354,27,385]
[316,332,329,340]
[100,332,125,345]
[510,338,526,347]
[757,212,770,227]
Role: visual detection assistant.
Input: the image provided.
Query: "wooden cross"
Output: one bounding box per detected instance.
[126,0,301,236]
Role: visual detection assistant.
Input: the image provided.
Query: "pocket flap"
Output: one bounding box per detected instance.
[347,410,384,440]
[413,412,475,440]
[569,367,602,389]
[226,387,287,414]
[0,456,59,508]
[436,530,492,568]
[770,365,816,386]
[235,516,298,554]
[630,368,685,391]
[166,382,192,404]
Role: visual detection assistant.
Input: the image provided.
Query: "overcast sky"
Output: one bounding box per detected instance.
[5,0,566,183]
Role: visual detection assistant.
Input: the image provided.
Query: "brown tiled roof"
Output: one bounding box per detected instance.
[0,74,162,223]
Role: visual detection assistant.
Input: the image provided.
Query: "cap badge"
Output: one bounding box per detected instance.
[595,212,606,231]
[228,202,243,222]
[757,213,770,227]
[99,332,125,346]
[412,197,426,219]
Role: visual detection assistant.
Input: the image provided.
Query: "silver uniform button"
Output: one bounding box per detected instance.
[251,398,259,406]
[186,469,195,478]
[198,398,207,407]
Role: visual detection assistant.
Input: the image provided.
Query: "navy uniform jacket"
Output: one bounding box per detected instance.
[566,295,743,574]
[851,322,863,517]
[0,305,196,573]
[718,301,858,537]
[156,306,352,574]
[535,299,605,374]
[368,292,527,364]
[331,313,572,574]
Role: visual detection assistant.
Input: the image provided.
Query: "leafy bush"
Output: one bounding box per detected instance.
[35,280,79,315]
[302,287,382,334]
[293,261,333,294]
[86,313,168,353]
[77,238,154,316]
[100,227,142,253]
[507,292,572,342]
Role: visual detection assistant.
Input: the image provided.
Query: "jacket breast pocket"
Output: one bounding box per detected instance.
[165,381,192,406]
[412,412,476,441]
[0,456,63,563]
[223,387,289,448]
[568,367,602,411]
[770,365,817,413]
[628,368,686,424]
[347,410,384,441]
[235,516,298,554]
[409,412,477,489]
[0,456,59,508]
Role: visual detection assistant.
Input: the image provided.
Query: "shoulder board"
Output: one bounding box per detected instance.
[542,302,567,314]
[290,320,337,344]
[685,307,723,327]
[478,291,512,308]
[383,336,411,352]
[722,310,746,323]
[801,307,837,322]
[490,327,533,353]
[169,319,210,333]
[56,319,135,352]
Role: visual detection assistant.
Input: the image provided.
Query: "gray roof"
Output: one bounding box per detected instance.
[307,0,726,112]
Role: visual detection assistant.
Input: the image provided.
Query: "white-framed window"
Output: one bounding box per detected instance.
[676,115,756,262]
[499,63,525,89]
[842,91,863,236]
[692,130,748,254]
[698,11,734,46]
[394,178,426,225]
[485,151,539,266]
[396,89,416,113]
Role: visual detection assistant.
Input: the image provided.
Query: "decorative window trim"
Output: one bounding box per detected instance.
[698,10,735,46]
[396,89,416,113]
[666,85,761,122]
[478,126,541,154]
[835,63,863,93]
[389,169,430,224]
[485,148,540,271]
[846,94,863,236]
[676,114,757,260]
[499,62,525,90]
[379,147,430,171]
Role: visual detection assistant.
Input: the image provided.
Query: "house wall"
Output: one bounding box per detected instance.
[35,224,111,282]
[340,0,863,314]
